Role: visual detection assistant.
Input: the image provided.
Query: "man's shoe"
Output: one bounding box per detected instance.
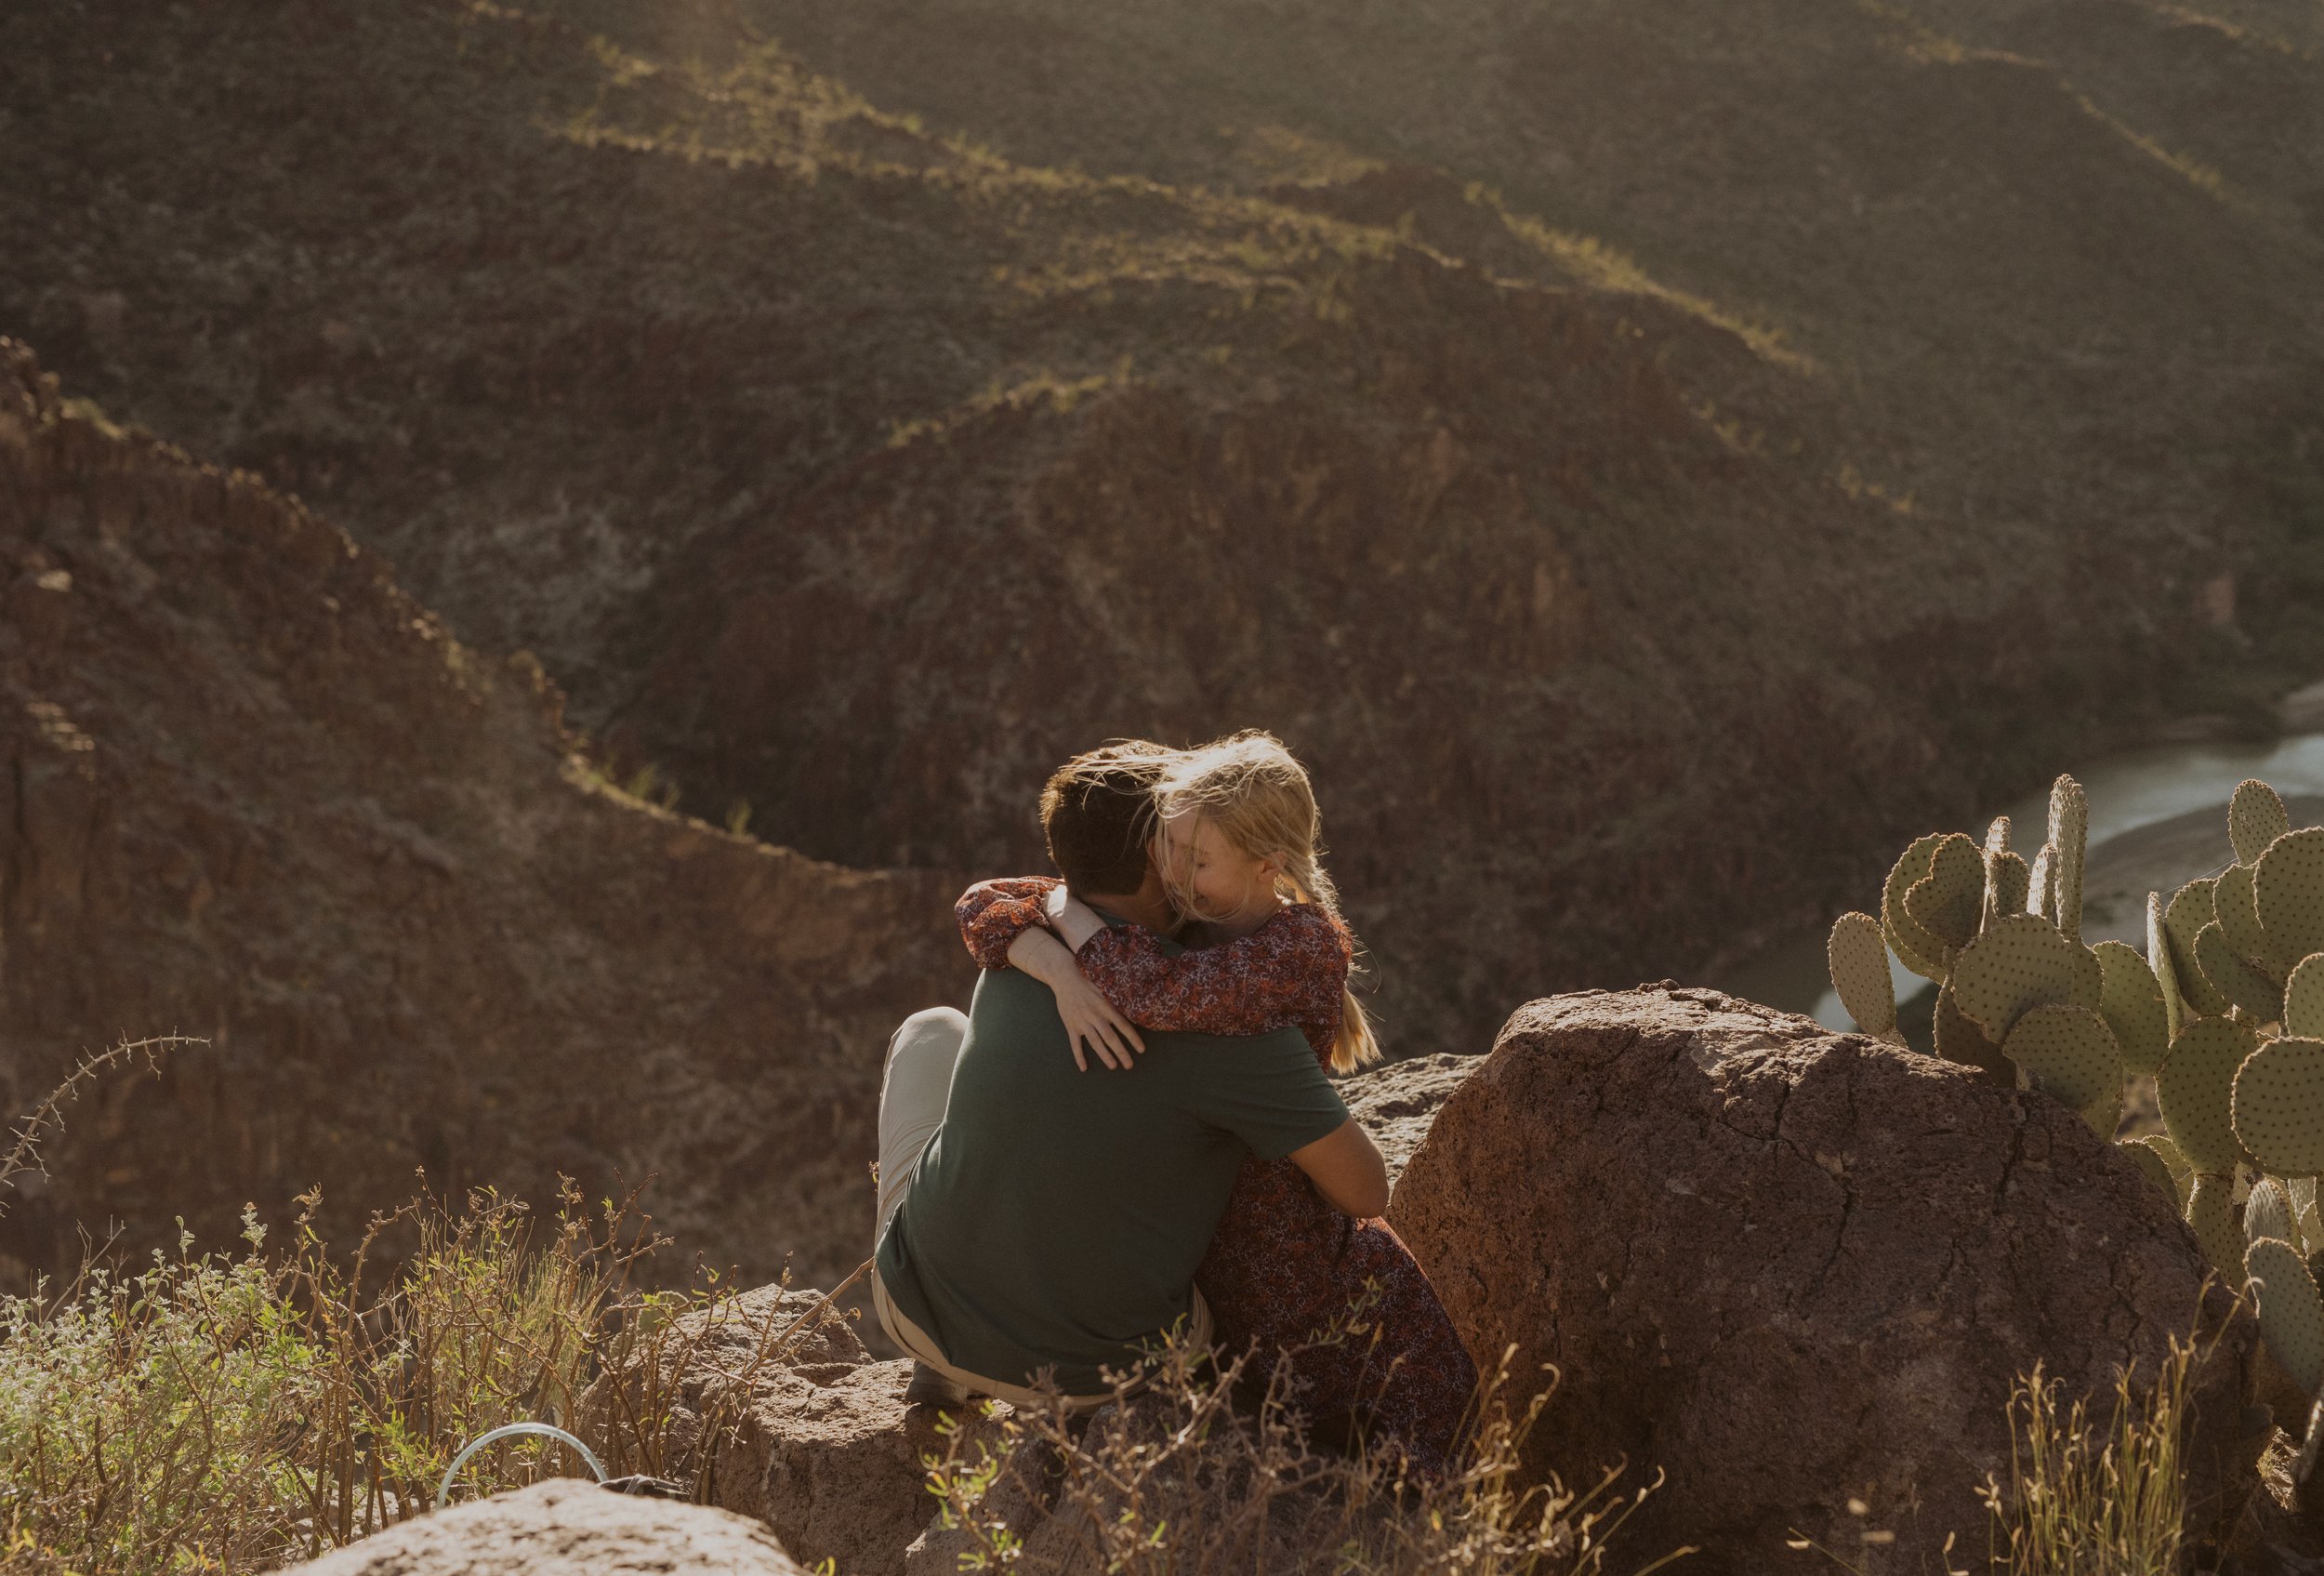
[904,1361,970,1410]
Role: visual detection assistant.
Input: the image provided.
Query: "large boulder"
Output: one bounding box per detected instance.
[1389,987,2264,1575]
[297,1479,803,1574]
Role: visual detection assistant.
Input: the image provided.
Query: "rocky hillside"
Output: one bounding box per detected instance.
[0,341,964,1284]
[3,0,2318,1053]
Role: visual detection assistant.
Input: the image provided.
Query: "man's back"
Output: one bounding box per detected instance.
[876,966,1346,1395]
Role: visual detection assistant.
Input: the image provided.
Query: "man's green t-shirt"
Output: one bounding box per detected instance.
[875,965,1349,1395]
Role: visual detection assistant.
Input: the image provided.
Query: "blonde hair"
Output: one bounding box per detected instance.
[1153,731,1380,1071]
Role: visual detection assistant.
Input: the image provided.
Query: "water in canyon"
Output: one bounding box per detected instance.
[1721,720,2324,1029]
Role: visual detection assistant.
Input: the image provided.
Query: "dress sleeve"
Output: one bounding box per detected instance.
[955,877,1063,971]
[1074,906,1351,1040]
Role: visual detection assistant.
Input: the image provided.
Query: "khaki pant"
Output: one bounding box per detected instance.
[870,1006,1210,1412]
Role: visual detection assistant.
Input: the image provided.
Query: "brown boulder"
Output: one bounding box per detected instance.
[297,1479,803,1574]
[1389,987,2264,1575]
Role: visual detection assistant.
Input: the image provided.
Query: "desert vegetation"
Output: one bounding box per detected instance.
[0,1056,854,1572]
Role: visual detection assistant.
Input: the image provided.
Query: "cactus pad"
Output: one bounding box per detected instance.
[2028,843,2056,921]
[2196,920,2285,1023]
[2095,940,2172,1078]
[2132,1132,2195,1206]
[2251,1178,2297,1247]
[2286,955,2324,1039]
[1828,912,1896,1037]
[2003,1004,2122,1132]
[1987,851,2031,928]
[2234,1036,2324,1177]
[2189,1173,2245,1278]
[2165,879,2230,1018]
[2123,1140,2179,1201]
[1948,914,2086,1042]
[2233,778,2292,868]
[2247,1236,2324,1395]
[1934,976,2013,1081]
[2158,1014,2261,1175]
[1881,834,1948,982]
[2259,829,2324,969]
[1906,835,1987,960]
[2049,775,2089,942]
[2215,861,2282,986]
[2150,893,2185,1044]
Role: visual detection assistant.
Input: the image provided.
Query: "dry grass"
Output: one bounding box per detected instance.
[1976,1340,2196,1576]
[923,1325,1690,1576]
[0,1068,839,1574]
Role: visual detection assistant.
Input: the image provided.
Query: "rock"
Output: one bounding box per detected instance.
[1389,987,2264,1576]
[650,1286,997,1576]
[1341,1052,1478,1190]
[296,1478,804,1574]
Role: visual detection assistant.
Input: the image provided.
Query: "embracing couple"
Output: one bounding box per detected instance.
[869,732,1476,1472]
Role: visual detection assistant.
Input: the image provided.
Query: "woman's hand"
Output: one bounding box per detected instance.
[1006,925,1147,1071]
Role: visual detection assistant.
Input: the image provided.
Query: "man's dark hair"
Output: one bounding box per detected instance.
[1040,741,1171,896]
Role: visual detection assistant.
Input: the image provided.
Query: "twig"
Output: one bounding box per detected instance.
[0,1034,198,1212]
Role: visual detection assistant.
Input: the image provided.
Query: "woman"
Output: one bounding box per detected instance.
[956,732,1477,1474]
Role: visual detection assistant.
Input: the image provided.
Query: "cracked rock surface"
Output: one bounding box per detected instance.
[1390,986,2262,1575]
[297,1478,805,1573]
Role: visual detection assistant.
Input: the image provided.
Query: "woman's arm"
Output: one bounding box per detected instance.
[955,877,1063,970]
[1005,927,1146,1072]
[1074,906,1351,1039]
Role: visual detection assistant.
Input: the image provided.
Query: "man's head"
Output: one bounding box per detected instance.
[1040,741,1178,922]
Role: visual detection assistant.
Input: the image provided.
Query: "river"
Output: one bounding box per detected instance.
[1718,722,2324,1030]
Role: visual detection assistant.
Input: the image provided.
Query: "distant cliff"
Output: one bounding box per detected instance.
[2,0,2317,1056]
[0,341,966,1283]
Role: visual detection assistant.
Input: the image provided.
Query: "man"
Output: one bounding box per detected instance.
[871,744,1390,1408]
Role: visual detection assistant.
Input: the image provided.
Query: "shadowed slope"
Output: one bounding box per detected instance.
[0,341,964,1282]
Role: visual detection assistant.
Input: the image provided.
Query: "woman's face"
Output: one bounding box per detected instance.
[1159,812,1279,928]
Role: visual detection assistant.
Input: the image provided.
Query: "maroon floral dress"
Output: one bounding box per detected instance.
[957,878,1478,1473]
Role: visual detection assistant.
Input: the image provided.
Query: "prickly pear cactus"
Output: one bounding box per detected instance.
[1881,834,1948,983]
[2259,828,2324,965]
[2197,920,2284,1022]
[2048,775,2089,945]
[2126,1132,2193,1206]
[2164,880,2230,1018]
[2159,1014,2261,1176]
[2094,940,2170,1078]
[1904,835,1987,969]
[2234,778,2292,867]
[2187,1173,2244,1278]
[2234,1037,2324,1176]
[2002,1003,2120,1135]
[2248,1236,2324,1396]
[1948,914,2102,1043]
[2286,954,2324,1038]
[1828,912,1899,1042]
[2149,892,2186,1043]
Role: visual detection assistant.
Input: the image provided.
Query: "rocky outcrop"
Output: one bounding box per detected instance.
[297,1479,805,1575]
[645,1287,992,1576]
[0,343,967,1285]
[1342,1052,1476,1190]
[1389,987,2265,1575]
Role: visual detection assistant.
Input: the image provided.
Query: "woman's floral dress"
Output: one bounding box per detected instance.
[956,877,1478,1473]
